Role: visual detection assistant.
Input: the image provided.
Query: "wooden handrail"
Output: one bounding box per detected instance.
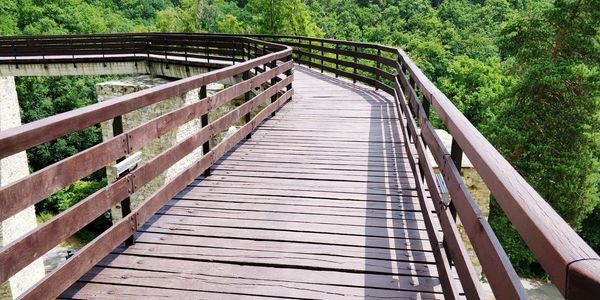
[0,34,288,159]
[395,47,600,297]
[1,33,598,299]
[264,35,600,299]
[0,33,293,300]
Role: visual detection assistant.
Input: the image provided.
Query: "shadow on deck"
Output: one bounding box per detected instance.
[60,66,445,299]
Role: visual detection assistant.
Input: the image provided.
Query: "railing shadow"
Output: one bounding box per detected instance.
[294,66,435,296]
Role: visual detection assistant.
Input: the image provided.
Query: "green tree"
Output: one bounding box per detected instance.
[487,0,600,276]
[438,56,511,127]
[246,0,322,36]
[16,76,117,179]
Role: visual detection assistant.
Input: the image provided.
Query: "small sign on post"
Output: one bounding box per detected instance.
[435,173,451,206]
[112,151,142,178]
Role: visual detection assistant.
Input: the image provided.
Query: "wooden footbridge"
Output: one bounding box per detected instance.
[0,34,598,299]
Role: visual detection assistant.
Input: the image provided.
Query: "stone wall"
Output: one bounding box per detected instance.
[97,76,231,221]
[0,76,45,299]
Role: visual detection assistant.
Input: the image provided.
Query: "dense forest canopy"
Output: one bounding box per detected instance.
[0,0,598,278]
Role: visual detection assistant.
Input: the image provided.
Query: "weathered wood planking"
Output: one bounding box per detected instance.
[62,66,445,299]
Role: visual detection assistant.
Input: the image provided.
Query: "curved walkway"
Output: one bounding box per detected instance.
[61,66,444,299]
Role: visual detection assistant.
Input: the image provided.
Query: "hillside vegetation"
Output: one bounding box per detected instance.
[0,0,598,278]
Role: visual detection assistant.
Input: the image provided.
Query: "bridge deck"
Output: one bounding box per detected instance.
[61,66,444,299]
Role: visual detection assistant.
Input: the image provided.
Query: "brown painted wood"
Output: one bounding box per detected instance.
[153,208,429,233]
[8,35,293,300]
[135,232,436,264]
[0,61,292,225]
[4,33,598,299]
[394,47,599,296]
[120,241,438,276]
[160,199,426,219]
[90,255,442,293]
[0,36,291,159]
[54,67,446,299]
[0,134,127,222]
[0,177,130,283]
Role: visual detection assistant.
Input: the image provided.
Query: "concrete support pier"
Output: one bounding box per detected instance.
[0,76,45,299]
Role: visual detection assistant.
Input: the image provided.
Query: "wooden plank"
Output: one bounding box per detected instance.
[153,208,429,232]
[228,141,406,152]
[118,241,438,276]
[187,181,417,196]
[213,158,412,173]
[141,221,433,251]
[209,164,414,179]
[168,194,425,211]
[69,267,442,299]
[225,142,406,153]
[215,156,414,170]
[222,150,408,163]
[61,282,262,300]
[198,173,416,189]
[134,232,437,263]
[165,197,424,215]
[177,185,422,203]
[90,255,443,294]
[53,64,452,299]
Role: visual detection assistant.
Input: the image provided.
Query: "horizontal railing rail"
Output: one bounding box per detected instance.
[0,33,281,68]
[256,34,600,299]
[0,33,293,300]
[1,33,598,299]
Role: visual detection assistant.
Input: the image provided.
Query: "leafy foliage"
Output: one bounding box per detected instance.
[1,0,599,278]
[486,0,600,277]
[16,76,117,179]
[41,180,108,213]
[247,0,322,35]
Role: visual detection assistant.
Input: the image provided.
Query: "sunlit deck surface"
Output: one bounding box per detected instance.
[61,66,446,299]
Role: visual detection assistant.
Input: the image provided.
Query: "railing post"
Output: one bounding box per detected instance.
[296,37,301,62]
[285,55,293,97]
[308,39,312,69]
[376,49,381,90]
[232,41,236,64]
[243,70,252,139]
[12,41,17,67]
[448,138,463,220]
[101,39,105,63]
[163,36,167,61]
[353,45,357,84]
[146,36,150,59]
[200,86,211,177]
[242,41,246,61]
[206,41,210,63]
[335,43,339,78]
[184,38,188,62]
[270,60,278,117]
[450,138,463,173]
[70,39,76,68]
[423,98,431,117]
[112,116,134,246]
[320,40,324,73]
